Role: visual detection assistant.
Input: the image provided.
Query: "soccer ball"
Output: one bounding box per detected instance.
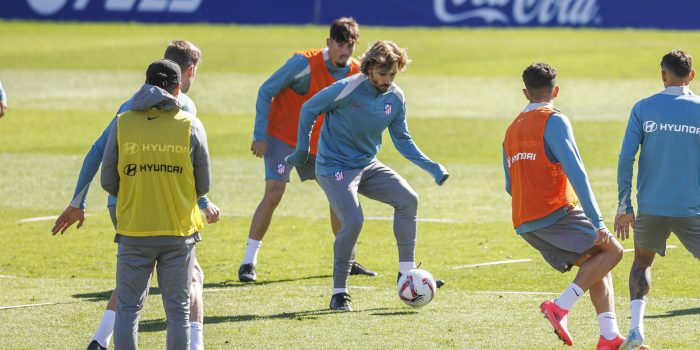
[397,268,437,307]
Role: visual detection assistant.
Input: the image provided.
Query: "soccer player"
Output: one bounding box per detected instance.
[502,63,626,349]
[241,17,376,282]
[101,58,210,350]
[286,40,449,311]
[0,79,7,118]
[51,40,216,350]
[615,50,700,350]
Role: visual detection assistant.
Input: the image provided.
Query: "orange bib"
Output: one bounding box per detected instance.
[267,49,360,155]
[504,107,578,228]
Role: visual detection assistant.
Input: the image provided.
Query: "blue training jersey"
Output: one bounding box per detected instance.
[252,49,352,141]
[618,85,700,217]
[295,73,446,183]
[69,91,209,209]
[502,102,606,234]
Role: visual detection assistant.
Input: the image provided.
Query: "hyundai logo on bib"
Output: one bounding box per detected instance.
[433,0,601,26]
[27,0,203,16]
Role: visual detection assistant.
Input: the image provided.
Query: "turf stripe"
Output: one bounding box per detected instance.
[452,259,532,270]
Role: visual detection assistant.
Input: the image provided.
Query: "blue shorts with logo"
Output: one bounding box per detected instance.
[264,135,316,182]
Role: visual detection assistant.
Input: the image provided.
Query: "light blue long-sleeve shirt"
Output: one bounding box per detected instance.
[618,85,700,217]
[290,73,447,183]
[503,102,605,234]
[69,91,209,209]
[253,48,352,141]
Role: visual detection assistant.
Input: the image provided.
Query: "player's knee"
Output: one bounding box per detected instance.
[396,189,419,212]
[263,184,285,206]
[191,266,204,288]
[345,217,363,234]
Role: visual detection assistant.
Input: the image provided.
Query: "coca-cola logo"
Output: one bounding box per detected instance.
[434,0,601,26]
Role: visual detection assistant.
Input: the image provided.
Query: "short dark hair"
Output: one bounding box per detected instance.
[661,50,692,78]
[146,59,181,94]
[522,63,557,93]
[164,40,202,73]
[329,17,359,44]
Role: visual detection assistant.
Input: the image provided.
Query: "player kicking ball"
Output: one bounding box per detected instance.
[287,40,448,311]
[503,63,626,349]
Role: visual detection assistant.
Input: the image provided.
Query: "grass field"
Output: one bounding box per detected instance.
[1,20,699,349]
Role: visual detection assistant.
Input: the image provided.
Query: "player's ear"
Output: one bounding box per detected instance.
[173,83,181,97]
[552,85,559,98]
[326,38,332,48]
[187,64,195,78]
[522,88,530,101]
[689,69,695,82]
[661,69,668,84]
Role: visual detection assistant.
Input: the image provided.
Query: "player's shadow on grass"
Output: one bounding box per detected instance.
[139,307,404,332]
[71,275,334,301]
[205,274,333,288]
[646,307,700,319]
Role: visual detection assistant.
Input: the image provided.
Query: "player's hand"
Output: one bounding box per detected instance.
[200,202,221,224]
[593,227,613,246]
[250,140,267,158]
[285,150,308,167]
[0,100,7,118]
[614,213,635,241]
[51,206,85,235]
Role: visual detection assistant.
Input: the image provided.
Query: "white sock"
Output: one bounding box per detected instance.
[92,309,115,348]
[242,238,262,265]
[333,288,348,295]
[554,283,584,311]
[399,261,416,274]
[597,312,621,340]
[190,322,203,350]
[630,299,646,332]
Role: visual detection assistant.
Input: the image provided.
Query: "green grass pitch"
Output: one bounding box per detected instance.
[0,21,699,349]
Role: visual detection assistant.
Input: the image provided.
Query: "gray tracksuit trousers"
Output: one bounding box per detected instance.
[317,161,418,290]
[113,239,196,350]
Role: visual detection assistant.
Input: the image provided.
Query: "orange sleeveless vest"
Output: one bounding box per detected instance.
[267,49,360,155]
[504,107,578,228]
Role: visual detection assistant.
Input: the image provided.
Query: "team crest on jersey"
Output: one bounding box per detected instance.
[334,171,344,182]
[384,103,393,116]
[276,163,286,174]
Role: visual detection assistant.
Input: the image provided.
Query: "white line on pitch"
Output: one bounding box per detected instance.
[17,214,93,224]
[17,215,59,223]
[0,302,58,310]
[474,291,563,296]
[219,213,459,223]
[623,244,677,253]
[452,259,532,270]
[365,216,460,223]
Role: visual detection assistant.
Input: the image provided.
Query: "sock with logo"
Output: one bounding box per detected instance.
[597,312,621,340]
[242,238,262,265]
[92,309,115,348]
[554,283,584,311]
[629,299,646,332]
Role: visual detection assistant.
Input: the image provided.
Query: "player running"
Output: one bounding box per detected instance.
[615,50,700,350]
[503,63,626,349]
[287,40,449,311]
[51,41,217,350]
[240,17,376,282]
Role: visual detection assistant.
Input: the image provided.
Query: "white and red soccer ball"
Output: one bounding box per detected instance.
[397,268,437,307]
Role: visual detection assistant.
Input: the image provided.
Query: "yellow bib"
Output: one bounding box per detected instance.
[116,108,204,237]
